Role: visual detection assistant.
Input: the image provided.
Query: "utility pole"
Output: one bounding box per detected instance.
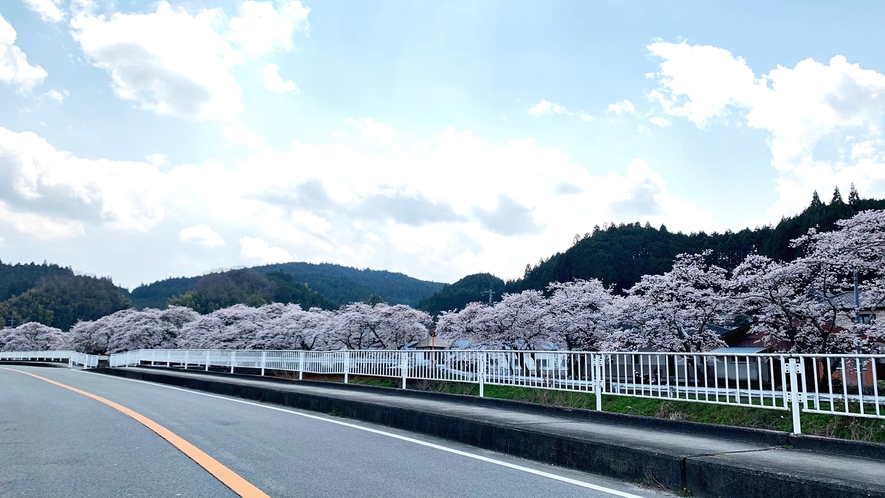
[483,287,494,305]
[854,270,862,355]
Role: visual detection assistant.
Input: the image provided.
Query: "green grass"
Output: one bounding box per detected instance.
[332,376,885,443]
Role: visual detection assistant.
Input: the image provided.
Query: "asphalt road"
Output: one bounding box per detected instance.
[0,365,670,498]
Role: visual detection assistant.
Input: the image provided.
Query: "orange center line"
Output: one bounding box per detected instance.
[1,367,270,498]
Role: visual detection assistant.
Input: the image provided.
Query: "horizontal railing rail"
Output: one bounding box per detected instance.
[0,350,101,368]
[103,348,885,434]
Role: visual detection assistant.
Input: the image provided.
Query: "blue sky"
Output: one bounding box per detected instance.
[2,0,885,289]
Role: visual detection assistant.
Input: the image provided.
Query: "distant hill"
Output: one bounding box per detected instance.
[506,188,885,295]
[414,188,885,312]
[166,269,335,314]
[0,272,130,331]
[127,262,445,312]
[129,276,200,309]
[254,262,445,307]
[0,260,74,302]
[417,273,505,316]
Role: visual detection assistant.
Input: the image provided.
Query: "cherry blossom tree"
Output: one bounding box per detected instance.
[436,301,489,347]
[734,210,885,354]
[544,279,616,351]
[0,322,65,351]
[327,303,430,350]
[105,306,200,353]
[250,305,334,350]
[67,309,140,354]
[177,304,264,349]
[616,252,728,352]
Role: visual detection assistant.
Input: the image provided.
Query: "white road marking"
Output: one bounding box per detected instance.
[74,370,650,498]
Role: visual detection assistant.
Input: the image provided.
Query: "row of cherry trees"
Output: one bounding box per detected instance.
[440,209,885,354]
[2,210,883,355]
[60,302,432,355]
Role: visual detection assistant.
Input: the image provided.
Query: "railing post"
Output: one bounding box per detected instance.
[401,350,408,389]
[787,357,802,434]
[594,353,603,411]
[260,351,267,376]
[298,350,304,380]
[344,351,350,384]
[230,351,235,374]
[478,351,486,397]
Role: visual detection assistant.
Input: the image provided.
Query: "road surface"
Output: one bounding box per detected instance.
[0,365,669,497]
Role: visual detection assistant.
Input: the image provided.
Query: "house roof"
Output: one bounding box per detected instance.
[709,347,769,354]
[414,336,452,349]
[705,322,752,339]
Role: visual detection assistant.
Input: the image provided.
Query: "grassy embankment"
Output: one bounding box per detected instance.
[333,377,885,443]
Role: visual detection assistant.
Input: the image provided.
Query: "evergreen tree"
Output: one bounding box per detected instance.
[831,186,844,205]
[849,183,861,206]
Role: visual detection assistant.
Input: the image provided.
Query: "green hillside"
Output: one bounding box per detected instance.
[254,262,445,307]
[0,273,130,331]
[507,188,885,295]
[417,273,505,316]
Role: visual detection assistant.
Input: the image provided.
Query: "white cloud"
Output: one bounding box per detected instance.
[529,99,567,116]
[607,99,636,117]
[44,89,69,103]
[69,1,310,121]
[648,41,885,217]
[529,99,593,121]
[180,225,225,247]
[648,117,670,128]
[146,152,168,166]
[70,3,243,121]
[22,0,64,23]
[223,123,266,149]
[0,200,84,239]
[239,236,295,264]
[0,127,167,235]
[0,15,48,93]
[227,0,310,57]
[2,122,719,283]
[263,64,299,94]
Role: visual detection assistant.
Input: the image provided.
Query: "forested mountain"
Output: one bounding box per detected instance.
[127,262,445,311]
[417,273,505,316]
[0,274,130,331]
[166,269,334,314]
[0,261,74,301]
[129,276,200,309]
[254,262,444,307]
[506,187,885,295]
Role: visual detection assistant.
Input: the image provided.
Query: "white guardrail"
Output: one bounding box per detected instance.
[0,350,101,368]
[102,348,885,434]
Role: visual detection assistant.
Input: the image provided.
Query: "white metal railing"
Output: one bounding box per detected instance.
[0,350,101,368]
[106,348,885,434]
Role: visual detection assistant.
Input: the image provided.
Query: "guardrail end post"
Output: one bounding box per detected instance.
[478,351,486,398]
[401,350,407,390]
[594,354,603,412]
[787,357,802,435]
[298,350,303,380]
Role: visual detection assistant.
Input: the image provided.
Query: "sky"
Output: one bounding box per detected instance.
[2,0,885,290]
